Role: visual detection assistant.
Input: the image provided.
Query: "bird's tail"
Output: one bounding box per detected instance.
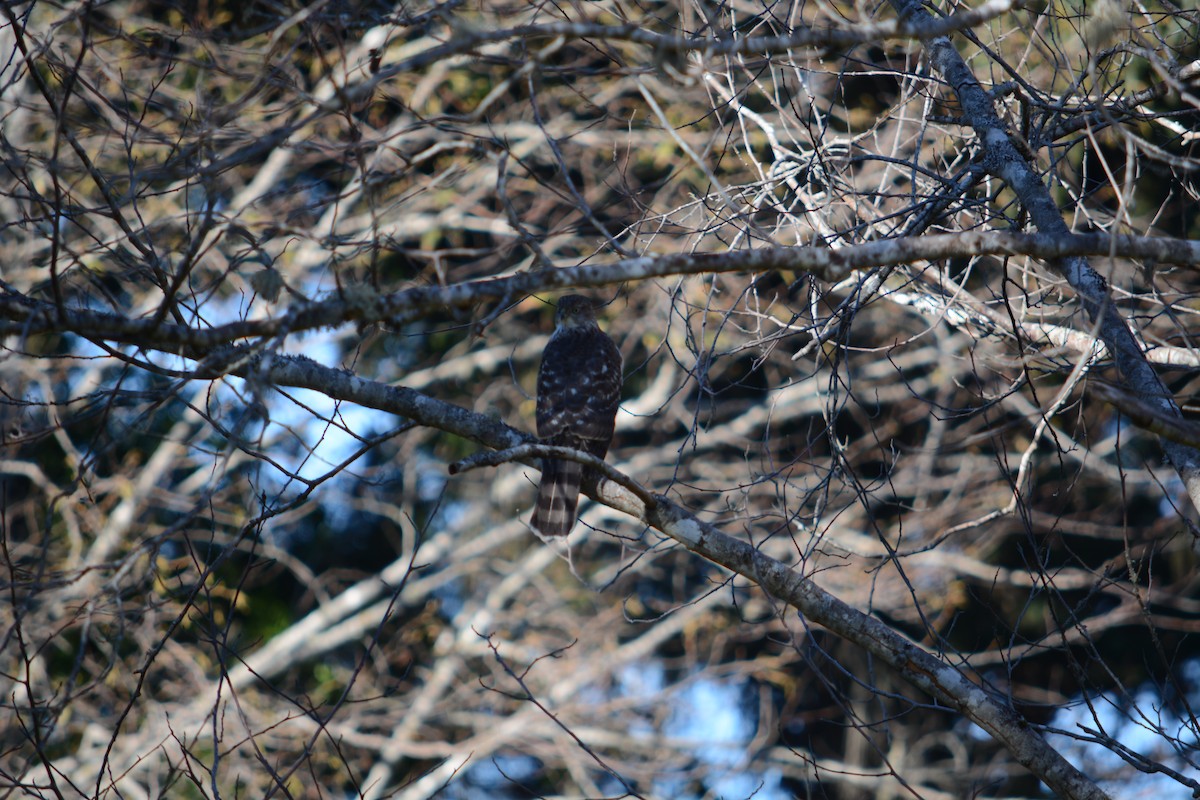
[530,457,583,537]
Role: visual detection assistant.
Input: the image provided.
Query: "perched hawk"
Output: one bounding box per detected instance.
[531,295,623,537]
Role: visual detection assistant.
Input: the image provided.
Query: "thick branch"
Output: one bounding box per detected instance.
[887,0,1200,514]
[641,495,1112,800]
[223,351,1107,799]
[251,350,1108,800]
[251,353,529,454]
[359,1,1018,100]
[4,231,1198,353]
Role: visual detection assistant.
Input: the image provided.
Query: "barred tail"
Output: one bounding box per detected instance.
[530,457,583,537]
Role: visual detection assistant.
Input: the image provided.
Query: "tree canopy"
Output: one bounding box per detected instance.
[2,1,1199,798]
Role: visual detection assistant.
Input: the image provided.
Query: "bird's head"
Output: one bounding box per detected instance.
[553,295,599,331]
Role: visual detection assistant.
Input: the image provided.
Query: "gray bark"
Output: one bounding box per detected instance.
[887,0,1200,515]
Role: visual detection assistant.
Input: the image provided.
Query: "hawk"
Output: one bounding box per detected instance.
[531,295,623,537]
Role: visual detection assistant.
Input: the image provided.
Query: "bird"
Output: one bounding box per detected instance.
[530,295,623,537]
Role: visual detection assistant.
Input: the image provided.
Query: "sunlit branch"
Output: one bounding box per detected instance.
[3,231,1198,353]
